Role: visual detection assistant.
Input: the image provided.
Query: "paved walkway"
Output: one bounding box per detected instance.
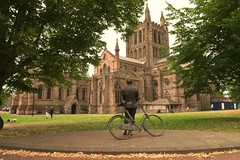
[0,130,240,154]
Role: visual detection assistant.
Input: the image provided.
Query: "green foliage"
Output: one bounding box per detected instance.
[228,84,240,103]
[0,110,239,137]
[166,0,240,99]
[0,0,145,95]
[0,88,11,107]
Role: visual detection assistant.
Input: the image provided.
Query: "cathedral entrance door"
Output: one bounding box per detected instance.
[71,104,77,114]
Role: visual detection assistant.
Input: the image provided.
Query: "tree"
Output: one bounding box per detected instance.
[0,88,11,108]
[166,0,240,101]
[228,85,240,103]
[0,0,145,103]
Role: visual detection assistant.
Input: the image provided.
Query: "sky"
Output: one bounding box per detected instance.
[88,0,191,75]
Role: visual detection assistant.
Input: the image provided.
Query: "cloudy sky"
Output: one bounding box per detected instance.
[88,0,191,75]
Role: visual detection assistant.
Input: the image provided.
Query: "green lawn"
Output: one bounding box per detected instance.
[0,110,239,138]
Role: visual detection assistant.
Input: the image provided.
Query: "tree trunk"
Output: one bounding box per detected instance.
[0,116,3,130]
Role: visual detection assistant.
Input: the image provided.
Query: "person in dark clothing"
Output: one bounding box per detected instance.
[121,78,140,135]
[50,106,54,118]
[45,106,50,119]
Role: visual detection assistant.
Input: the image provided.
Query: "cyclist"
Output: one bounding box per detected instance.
[121,78,140,135]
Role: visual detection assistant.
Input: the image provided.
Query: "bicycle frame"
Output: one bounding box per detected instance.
[109,103,165,140]
[121,103,149,131]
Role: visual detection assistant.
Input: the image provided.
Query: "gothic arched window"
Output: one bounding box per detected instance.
[76,88,79,100]
[138,48,142,58]
[38,86,43,99]
[99,83,103,104]
[134,50,137,59]
[82,88,86,100]
[59,88,62,100]
[143,28,145,41]
[66,89,70,97]
[134,32,137,44]
[138,30,142,43]
[165,91,171,99]
[103,64,108,75]
[158,31,161,44]
[129,51,133,58]
[115,83,122,103]
[143,47,146,57]
[47,87,51,99]
[153,30,157,43]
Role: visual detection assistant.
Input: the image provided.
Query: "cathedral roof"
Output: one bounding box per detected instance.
[100,49,115,59]
[112,67,138,79]
[119,56,145,64]
[144,98,181,105]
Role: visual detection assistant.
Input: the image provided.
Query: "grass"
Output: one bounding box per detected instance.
[160,110,240,132]
[0,110,240,138]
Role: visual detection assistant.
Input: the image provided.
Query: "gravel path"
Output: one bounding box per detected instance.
[1,149,240,160]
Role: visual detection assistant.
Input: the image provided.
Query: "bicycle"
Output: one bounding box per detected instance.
[107,103,165,140]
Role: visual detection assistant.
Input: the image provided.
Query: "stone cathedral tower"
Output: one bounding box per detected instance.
[126,4,169,102]
[126,4,169,66]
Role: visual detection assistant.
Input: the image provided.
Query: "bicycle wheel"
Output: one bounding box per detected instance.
[143,114,165,137]
[107,115,132,140]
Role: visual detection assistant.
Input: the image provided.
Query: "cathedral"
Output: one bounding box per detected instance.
[7,4,211,115]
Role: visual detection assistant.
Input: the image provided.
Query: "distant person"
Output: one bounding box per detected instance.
[45,106,50,119]
[121,78,140,135]
[50,106,54,118]
[186,103,191,112]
